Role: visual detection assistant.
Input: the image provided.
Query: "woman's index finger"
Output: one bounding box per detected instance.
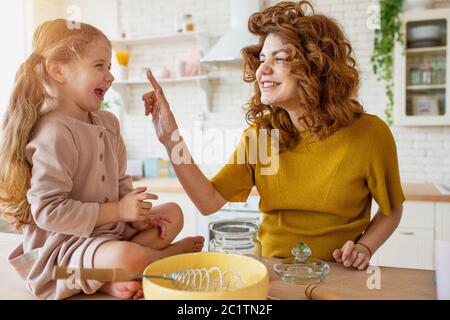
[147,70,161,91]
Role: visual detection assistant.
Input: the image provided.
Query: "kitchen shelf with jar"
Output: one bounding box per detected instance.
[394,8,450,126]
[110,31,215,114]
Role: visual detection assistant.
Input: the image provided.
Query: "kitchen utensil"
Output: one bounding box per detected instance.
[52,265,244,292]
[273,242,330,285]
[143,252,269,300]
[304,283,343,300]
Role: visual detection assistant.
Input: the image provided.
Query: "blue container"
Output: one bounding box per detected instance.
[144,158,159,177]
[169,162,176,177]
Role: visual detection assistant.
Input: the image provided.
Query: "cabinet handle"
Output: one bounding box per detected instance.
[399,231,415,236]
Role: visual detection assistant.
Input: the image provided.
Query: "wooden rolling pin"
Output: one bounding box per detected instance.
[52,267,133,282]
[304,283,343,300]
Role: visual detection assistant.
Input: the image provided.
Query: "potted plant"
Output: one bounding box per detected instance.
[371,0,405,125]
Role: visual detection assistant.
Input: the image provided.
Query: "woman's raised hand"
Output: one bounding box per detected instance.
[142,70,179,147]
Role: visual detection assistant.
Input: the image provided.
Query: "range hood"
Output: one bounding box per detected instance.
[201,0,262,63]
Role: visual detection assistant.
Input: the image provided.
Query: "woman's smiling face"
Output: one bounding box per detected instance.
[256,33,301,110]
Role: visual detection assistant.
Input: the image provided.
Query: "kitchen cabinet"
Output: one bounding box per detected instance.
[394,8,450,125]
[435,202,450,241]
[371,200,450,270]
[109,32,217,114]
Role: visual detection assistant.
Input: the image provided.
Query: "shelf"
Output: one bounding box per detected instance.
[111,75,219,113]
[406,84,446,90]
[111,32,206,47]
[406,46,447,54]
[394,8,450,126]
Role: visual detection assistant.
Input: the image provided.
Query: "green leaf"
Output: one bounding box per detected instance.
[371,0,405,126]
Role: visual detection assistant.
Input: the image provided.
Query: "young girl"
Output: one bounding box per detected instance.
[0,19,204,300]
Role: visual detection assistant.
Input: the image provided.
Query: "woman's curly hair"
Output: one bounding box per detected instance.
[242,1,364,151]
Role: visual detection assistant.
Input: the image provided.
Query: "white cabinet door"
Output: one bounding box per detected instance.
[400,201,434,229]
[378,227,434,270]
[371,200,435,269]
[152,192,198,242]
[435,203,450,241]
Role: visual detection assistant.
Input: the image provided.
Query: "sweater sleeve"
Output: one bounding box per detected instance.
[366,117,405,216]
[112,114,133,199]
[210,128,256,202]
[26,120,99,238]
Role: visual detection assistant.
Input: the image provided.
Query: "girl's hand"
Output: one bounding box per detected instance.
[142,70,179,147]
[119,187,158,223]
[132,214,172,239]
[333,240,372,270]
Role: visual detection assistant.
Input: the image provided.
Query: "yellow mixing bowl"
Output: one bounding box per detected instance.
[143,252,269,300]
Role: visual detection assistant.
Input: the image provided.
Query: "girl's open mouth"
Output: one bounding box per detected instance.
[94,88,107,101]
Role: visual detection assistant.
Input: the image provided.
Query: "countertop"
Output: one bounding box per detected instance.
[0,233,436,300]
[133,178,450,202]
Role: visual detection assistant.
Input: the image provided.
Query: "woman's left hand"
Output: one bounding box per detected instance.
[132,214,172,239]
[333,241,371,270]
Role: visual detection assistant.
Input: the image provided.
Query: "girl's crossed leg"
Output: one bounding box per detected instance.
[93,202,205,299]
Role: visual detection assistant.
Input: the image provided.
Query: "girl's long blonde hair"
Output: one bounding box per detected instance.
[0,19,109,231]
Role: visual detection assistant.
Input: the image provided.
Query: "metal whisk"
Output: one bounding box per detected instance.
[53,266,244,292]
[141,267,244,292]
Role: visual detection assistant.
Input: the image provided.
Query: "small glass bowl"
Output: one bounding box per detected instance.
[273,243,330,284]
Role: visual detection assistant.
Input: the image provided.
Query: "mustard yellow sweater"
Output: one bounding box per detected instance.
[211,113,405,261]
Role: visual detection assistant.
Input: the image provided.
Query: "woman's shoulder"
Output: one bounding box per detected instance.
[349,113,396,153]
[351,113,392,137]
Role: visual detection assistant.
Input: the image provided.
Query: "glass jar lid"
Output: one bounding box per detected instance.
[209,219,260,238]
[273,243,330,285]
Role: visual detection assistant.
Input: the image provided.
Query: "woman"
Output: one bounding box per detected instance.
[142,1,404,270]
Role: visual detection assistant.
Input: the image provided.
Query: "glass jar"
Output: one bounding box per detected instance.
[420,59,433,84]
[182,14,194,32]
[208,220,262,260]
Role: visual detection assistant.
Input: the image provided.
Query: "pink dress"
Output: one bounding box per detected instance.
[8,110,136,299]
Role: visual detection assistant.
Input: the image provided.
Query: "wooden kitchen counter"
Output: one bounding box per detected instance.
[133,178,450,202]
[0,233,436,300]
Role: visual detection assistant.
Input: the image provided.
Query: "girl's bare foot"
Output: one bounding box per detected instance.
[99,281,143,300]
[170,236,205,255]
